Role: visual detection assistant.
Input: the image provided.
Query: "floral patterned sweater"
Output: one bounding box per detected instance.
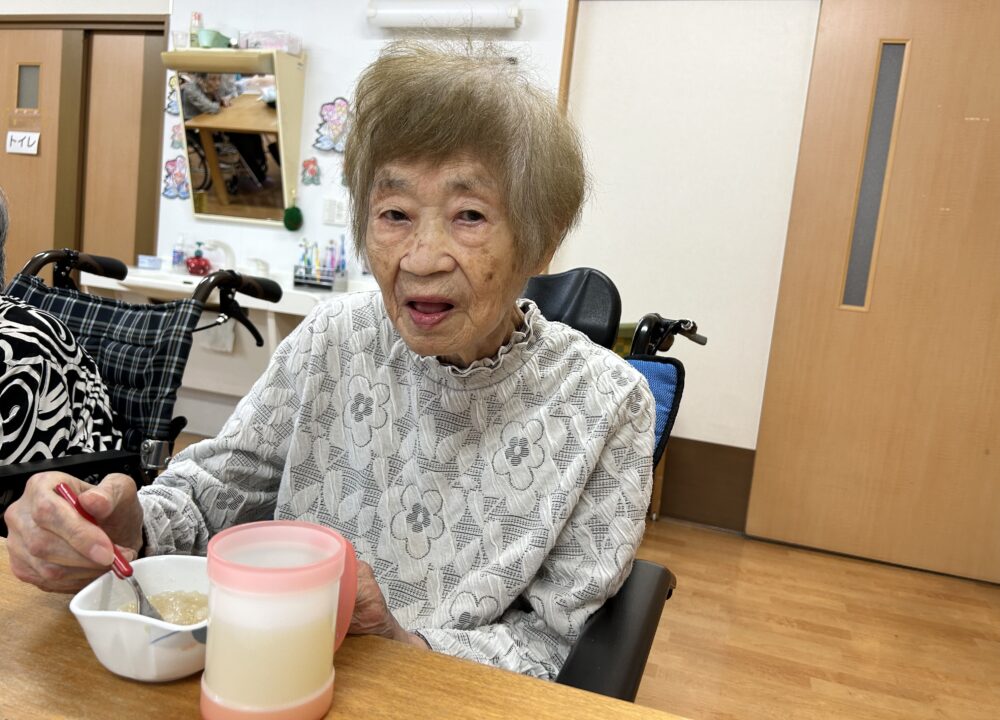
[140,291,654,679]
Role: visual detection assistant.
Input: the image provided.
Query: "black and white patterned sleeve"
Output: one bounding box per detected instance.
[0,298,121,464]
[416,379,655,679]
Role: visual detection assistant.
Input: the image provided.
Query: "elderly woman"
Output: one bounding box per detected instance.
[180,72,270,184]
[5,42,653,680]
[0,187,121,530]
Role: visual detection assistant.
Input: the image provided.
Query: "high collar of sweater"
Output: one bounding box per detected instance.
[409,299,542,389]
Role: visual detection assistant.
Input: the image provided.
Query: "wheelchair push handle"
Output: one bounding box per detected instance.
[75,253,129,280]
[234,275,283,304]
[630,313,708,355]
[192,270,283,304]
[192,270,283,348]
[21,249,128,288]
[676,320,708,346]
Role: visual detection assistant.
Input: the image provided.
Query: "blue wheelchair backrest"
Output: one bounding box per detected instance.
[624,355,684,467]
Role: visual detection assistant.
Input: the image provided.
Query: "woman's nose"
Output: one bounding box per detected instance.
[400,222,456,275]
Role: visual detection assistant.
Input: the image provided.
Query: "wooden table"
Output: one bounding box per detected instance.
[185,93,277,206]
[0,541,687,719]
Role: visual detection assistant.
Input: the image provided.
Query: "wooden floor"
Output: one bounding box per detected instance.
[635,520,1000,720]
[170,434,1000,719]
[174,432,205,454]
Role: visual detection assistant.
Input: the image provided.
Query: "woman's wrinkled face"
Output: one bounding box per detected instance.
[201,74,222,95]
[366,156,532,368]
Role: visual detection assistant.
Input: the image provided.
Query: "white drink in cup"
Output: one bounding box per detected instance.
[201,522,357,720]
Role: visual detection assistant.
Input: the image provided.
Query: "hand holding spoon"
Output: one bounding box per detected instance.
[54,482,164,621]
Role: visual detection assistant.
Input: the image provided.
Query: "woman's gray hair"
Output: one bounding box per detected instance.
[0,186,8,281]
[343,40,588,273]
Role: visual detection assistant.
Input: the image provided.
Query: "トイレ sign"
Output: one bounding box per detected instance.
[6,130,40,155]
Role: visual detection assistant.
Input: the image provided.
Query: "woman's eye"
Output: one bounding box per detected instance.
[456,210,485,223]
[380,209,408,222]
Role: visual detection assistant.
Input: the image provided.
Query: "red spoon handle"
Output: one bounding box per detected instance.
[54,482,133,579]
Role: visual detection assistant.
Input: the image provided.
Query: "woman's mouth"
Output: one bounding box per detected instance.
[405,298,454,327]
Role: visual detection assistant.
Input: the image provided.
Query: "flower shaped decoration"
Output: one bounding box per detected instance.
[491,420,546,492]
[389,484,445,560]
[623,385,654,435]
[301,157,321,185]
[313,98,350,153]
[164,74,179,115]
[448,591,501,629]
[595,361,634,397]
[342,374,390,447]
[161,156,190,200]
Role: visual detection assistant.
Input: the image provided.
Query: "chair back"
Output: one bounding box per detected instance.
[624,356,684,468]
[522,268,621,349]
[555,559,676,701]
[552,309,698,702]
[4,273,204,448]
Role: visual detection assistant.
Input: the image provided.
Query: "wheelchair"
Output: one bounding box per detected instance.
[0,249,283,531]
[185,128,265,195]
[523,267,707,702]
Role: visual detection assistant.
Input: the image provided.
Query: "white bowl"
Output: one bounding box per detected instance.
[70,554,208,682]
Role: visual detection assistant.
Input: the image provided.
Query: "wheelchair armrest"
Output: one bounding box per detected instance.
[555,559,676,702]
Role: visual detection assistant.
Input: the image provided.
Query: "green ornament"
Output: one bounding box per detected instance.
[284,204,303,231]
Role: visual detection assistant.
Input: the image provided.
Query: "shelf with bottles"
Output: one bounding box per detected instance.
[294,238,348,291]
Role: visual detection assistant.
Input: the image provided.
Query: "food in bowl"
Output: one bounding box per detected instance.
[119,590,209,625]
[70,554,209,682]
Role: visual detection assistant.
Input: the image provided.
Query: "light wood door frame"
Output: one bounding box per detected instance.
[0,28,85,284]
[79,29,167,263]
[747,0,1000,582]
[0,14,167,277]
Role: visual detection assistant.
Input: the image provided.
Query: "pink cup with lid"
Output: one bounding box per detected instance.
[200,521,357,720]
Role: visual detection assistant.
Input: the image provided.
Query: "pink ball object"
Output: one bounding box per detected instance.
[186,256,212,276]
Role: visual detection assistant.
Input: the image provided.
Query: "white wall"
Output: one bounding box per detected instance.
[0,1,168,13]
[559,0,820,450]
[11,0,821,450]
[155,1,571,285]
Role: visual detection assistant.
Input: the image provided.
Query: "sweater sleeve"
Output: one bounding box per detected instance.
[138,308,318,555]
[415,380,655,679]
[181,83,220,116]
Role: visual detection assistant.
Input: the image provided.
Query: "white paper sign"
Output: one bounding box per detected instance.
[6,131,40,155]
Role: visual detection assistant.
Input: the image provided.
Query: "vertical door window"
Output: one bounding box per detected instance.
[16,64,40,109]
[842,42,907,308]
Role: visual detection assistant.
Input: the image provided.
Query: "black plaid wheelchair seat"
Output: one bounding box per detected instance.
[4,274,204,448]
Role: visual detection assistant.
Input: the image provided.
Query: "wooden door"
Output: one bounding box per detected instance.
[0,29,84,284]
[747,0,1000,582]
[80,31,165,263]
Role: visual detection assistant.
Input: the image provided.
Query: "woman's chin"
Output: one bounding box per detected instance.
[396,326,453,358]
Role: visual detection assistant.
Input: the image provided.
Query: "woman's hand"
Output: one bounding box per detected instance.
[349,561,429,649]
[4,472,144,593]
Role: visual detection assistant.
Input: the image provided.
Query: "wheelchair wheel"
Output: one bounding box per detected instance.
[186,133,212,192]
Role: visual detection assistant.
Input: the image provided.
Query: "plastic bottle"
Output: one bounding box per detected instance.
[172,236,187,273]
[325,239,337,275]
[190,12,203,49]
[337,235,348,274]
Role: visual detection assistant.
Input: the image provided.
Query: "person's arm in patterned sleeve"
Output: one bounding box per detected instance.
[416,380,655,679]
[180,81,220,116]
[4,304,329,593]
[139,306,323,556]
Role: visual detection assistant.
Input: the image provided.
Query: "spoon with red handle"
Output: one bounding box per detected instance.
[54,482,163,621]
